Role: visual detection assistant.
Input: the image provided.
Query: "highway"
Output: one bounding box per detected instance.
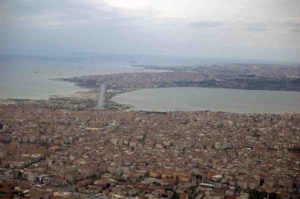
[96,83,106,107]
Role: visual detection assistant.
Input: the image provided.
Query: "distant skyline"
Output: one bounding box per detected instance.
[1,0,300,63]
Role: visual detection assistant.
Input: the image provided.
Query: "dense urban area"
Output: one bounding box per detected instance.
[0,105,299,199]
[64,63,300,92]
[0,64,300,199]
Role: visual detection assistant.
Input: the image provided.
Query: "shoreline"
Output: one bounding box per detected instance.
[2,63,300,113]
[1,78,300,114]
[2,86,300,115]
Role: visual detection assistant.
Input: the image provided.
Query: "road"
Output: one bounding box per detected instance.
[97,83,106,107]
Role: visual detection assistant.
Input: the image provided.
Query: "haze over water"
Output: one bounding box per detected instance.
[0,56,162,99]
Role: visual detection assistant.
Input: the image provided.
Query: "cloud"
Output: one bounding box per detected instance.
[243,23,268,32]
[189,20,270,32]
[280,18,300,32]
[1,0,87,27]
[1,0,147,28]
[189,21,224,28]
[239,18,300,33]
[0,0,300,62]
[285,20,300,32]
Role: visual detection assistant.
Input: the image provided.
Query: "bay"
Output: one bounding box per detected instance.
[112,87,300,113]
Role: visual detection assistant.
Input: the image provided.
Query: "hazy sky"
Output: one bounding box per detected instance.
[1,0,300,62]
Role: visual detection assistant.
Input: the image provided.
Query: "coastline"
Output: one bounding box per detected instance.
[2,63,300,113]
[55,63,300,113]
